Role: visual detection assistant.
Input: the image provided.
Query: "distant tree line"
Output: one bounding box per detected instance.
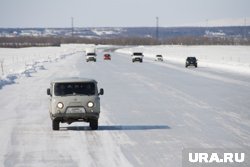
[162,36,250,45]
[0,37,61,48]
[0,36,249,48]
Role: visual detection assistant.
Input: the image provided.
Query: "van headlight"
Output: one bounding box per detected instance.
[57,102,64,109]
[87,101,94,108]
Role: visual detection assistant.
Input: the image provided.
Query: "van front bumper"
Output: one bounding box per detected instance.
[51,107,100,122]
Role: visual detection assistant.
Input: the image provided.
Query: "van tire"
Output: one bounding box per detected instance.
[90,119,98,130]
[52,120,60,130]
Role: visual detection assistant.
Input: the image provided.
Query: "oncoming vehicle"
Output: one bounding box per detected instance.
[132,52,144,63]
[47,78,104,130]
[104,54,111,60]
[86,52,97,62]
[185,57,198,68]
[155,55,163,61]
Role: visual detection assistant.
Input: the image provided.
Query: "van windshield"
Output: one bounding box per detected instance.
[133,53,143,56]
[87,53,96,56]
[54,82,95,96]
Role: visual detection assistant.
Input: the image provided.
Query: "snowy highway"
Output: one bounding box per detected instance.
[0,46,250,167]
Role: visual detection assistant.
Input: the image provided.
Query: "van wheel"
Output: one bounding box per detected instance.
[52,120,60,130]
[90,119,98,130]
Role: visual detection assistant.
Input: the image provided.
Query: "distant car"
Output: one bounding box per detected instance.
[155,55,163,61]
[86,53,97,62]
[185,57,198,68]
[104,54,111,60]
[132,52,144,63]
[47,77,104,130]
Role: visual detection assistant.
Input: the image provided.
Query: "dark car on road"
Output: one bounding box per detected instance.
[185,57,198,68]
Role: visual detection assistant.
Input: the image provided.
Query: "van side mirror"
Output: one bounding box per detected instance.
[99,88,104,95]
[47,88,51,96]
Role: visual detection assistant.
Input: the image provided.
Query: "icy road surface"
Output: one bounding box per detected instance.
[0,49,250,167]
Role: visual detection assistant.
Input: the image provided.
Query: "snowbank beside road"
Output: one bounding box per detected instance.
[116,45,250,74]
[0,44,91,89]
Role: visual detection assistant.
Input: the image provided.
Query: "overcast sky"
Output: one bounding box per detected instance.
[0,0,250,28]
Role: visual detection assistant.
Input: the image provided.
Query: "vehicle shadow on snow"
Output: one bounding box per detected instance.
[63,125,170,131]
[99,125,170,131]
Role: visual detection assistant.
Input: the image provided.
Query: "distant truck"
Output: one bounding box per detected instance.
[85,48,97,62]
[131,52,144,63]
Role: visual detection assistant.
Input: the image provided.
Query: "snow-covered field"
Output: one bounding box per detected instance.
[0,44,250,167]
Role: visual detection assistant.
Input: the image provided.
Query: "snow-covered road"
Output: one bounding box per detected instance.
[0,47,250,167]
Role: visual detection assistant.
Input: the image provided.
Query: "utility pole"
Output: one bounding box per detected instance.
[71,17,74,37]
[0,59,4,76]
[205,19,209,33]
[156,17,159,43]
[244,18,247,39]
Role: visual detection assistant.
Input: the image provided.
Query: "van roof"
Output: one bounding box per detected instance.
[50,77,97,83]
